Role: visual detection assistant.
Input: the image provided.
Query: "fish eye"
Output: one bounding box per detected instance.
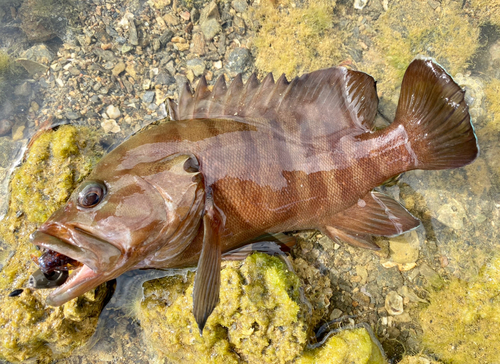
[77,181,106,208]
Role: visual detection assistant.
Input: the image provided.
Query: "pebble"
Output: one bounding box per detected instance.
[232,0,248,13]
[12,125,25,141]
[354,0,368,10]
[159,30,174,46]
[112,62,126,77]
[385,291,404,316]
[226,47,251,75]
[14,82,31,97]
[388,230,420,264]
[21,44,54,65]
[106,105,121,119]
[65,111,80,120]
[200,1,221,40]
[129,20,139,46]
[435,199,466,230]
[186,58,206,77]
[329,308,343,320]
[0,120,13,136]
[155,72,175,86]
[101,119,121,133]
[142,91,155,104]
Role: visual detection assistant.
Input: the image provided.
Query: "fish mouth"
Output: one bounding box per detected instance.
[30,224,122,306]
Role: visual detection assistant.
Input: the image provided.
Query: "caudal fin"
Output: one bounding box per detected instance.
[394,59,478,170]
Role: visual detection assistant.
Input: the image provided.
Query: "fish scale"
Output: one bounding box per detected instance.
[29,59,478,334]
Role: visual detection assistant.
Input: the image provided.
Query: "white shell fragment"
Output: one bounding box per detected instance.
[385,291,404,315]
[354,0,369,10]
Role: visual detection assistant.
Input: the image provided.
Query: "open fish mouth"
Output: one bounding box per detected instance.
[29,225,122,306]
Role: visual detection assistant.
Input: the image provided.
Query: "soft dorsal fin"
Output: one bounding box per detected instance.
[167,67,379,138]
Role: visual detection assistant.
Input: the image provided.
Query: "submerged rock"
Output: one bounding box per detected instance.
[0,126,109,363]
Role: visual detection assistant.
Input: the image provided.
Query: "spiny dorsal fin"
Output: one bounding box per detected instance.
[168,67,379,137]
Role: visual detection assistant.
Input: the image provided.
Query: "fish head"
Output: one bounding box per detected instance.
[30,153,205,306]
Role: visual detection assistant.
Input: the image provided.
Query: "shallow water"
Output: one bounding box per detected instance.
[0,0,499,363]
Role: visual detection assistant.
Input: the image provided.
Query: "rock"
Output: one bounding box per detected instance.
[385,291,404,315]
[159,30,174,46]
[15,59,48,76]
[435,199,467,230]
[388,230,420,264]
[232,0,248,13]
[191,32,206,55]
[200,1,221,40]
[106,105,121,119]
[129,20,139,46]
[21,44,54,65]
[155,72,175,86]
[112,62,126,77]
[14,82,32,97]
[142,91,155,104]
[226,47,251,75]
[65,111,80,120]
[101,119,121,133]
[186,58,206,77]
[12,125,25,141]
[0,120,13,136]
[121,44,134,53]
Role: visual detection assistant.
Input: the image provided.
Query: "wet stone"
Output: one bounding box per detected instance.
[232,0,248,13]
[226,47,251,75]
[106,105,121,119]
[0,120,13,136]
[22,44,54,65]
[65,111,80,120]
[129,21,139,46]
[112,62,126,77]
[155,72,175,86]
[374,264,403,289]
[159,30,174,46]
[142,91,155,104]
[186,58,206,77]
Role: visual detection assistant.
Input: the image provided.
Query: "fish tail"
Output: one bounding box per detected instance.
[394,59,478,170]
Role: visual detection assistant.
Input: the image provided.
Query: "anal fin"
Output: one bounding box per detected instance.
[192,193,222,336]
[322,191,420,250]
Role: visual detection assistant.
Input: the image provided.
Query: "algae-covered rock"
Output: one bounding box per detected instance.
[251,0,346,78]
[0,125,110,363]
[139,253,311,364]
[363,0,479,95]
[420,254,500,363]
[296,326,386,364]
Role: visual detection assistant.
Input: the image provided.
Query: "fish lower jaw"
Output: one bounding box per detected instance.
[45,264,99,306]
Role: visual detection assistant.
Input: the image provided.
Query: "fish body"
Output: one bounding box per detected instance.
[30,60,478,332]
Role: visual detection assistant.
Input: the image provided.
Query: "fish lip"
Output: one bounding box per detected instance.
[30,224,123,306]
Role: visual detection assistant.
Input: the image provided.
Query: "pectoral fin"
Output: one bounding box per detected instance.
[192,192,222,336]
[322,191,420,250]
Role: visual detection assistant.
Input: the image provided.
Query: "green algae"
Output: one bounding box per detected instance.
[296,327,386,364]
[139,252,385,363]
[419,254,500,363]
[252,0,346,78]
[363,1,479,96]
[139,253,310,364]
[470,0,500,26]
[0,125,110,363]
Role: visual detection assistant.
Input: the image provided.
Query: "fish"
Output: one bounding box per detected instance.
[29,59,478,334]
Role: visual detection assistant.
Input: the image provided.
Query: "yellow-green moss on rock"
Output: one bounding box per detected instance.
[139,253,311,364]
[296,327,385,364]
[0,125,109,363]
[252,0,346,78]
[363,1,479,95]
[420,254,500,363]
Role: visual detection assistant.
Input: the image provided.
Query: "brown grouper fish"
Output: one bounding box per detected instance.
[29,59,478,333]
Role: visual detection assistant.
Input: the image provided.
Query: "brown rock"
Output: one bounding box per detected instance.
[0,120,13,136]
[191,32,206,56]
